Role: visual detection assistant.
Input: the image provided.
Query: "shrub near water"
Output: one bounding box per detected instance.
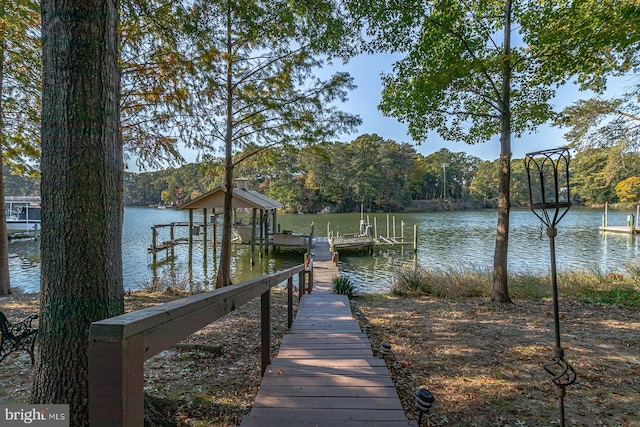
[392,263,640,305]
[331,276,356,298]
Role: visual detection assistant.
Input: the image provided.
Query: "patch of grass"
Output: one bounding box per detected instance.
[391,268,429,296]
[575,287,640,306]
[331,276,356,298]
[509,272,550,300]
[137,270,190,294]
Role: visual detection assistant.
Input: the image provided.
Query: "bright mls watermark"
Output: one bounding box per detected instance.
[1,405,69,426]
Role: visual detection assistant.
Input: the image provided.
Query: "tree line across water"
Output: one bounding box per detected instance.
[8,133,638,212]
[118,134,640,212]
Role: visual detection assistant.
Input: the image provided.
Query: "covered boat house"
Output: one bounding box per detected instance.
[178,179,287,265]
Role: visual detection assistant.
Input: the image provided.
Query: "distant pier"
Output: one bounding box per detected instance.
[599,203,640,235]
[148,221,208,263]
[327,214,417,253]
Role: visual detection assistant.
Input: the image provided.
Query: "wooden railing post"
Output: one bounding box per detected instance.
[261,288,271,375]
[299,271,304,299]
[89,331,144,427]
[287,277,293,329]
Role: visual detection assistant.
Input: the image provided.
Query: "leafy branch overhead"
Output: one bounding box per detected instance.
[555,87,640,153]
[180,0,361,156]
[1,0,41,174]
[120,0,195,170]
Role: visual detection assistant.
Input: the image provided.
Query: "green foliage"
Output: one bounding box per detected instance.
[352,0,555,145]
[9,136,640,210]
[331,276,356,298]
[524,0,640,91]
[124,163,216,206]
[615,176,640,203]
[1,0,42,174]
[178,0,361,157]
[576,288,640,307]
[554,91,640,154]
[1,165,40,197]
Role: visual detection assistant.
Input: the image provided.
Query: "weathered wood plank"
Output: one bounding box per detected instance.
[270,357,387,368]
[277,349,373,358]
[255,384,401,398]
[279,341,372,349]
[253,396,404,410]
[282,332,368,340]
[263,366,393,378]
[242,408,411,425]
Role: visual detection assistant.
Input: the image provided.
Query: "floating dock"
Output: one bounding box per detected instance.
[147,222,208,265]
[599,203,639,234]
[328,215,417,253]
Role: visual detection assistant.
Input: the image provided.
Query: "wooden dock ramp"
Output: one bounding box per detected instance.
[241,241,413,426]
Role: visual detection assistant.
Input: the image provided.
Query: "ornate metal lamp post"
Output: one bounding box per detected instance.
[524,148,577,427]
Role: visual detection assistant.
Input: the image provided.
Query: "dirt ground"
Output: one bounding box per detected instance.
[352,294,640,427]
[1,290,638,426]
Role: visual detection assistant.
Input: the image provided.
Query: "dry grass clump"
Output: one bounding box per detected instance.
[392,263,640,306]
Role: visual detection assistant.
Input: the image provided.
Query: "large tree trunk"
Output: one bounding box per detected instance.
[491,0,513,304]
[31,1,123,424]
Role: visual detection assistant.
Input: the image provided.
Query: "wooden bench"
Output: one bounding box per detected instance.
[0,310,38,365]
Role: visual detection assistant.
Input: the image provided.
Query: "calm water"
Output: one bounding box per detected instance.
[7,207,640,293]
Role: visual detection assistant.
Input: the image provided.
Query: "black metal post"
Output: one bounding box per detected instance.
[548,227,561,350]
[545,226,574,427]
[525,148,577,427]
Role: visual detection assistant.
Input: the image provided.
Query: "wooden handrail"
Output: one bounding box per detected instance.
[88,264,307,427]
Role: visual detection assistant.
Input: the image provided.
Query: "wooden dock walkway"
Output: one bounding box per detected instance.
[241,239,413,427]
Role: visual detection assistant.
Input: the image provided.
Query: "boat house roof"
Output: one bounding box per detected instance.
[177,187,283,212]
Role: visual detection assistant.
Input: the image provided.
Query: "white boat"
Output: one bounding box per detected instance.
[6,205,41,236]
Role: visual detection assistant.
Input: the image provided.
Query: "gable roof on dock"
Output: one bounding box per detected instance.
[177,187,282,211]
